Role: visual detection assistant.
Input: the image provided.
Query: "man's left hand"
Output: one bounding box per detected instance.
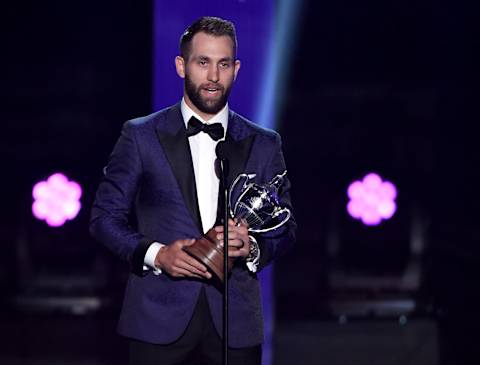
[214,219,250,258]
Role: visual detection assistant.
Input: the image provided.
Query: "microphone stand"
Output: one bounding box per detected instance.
[219,157,229,365]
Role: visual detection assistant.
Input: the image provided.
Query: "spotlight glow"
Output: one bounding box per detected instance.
[347,173,397,226]
[32,173,82,227]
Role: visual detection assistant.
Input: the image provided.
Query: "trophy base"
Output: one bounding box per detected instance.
[183,228,234,283]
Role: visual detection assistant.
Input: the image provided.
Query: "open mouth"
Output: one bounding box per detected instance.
[206,88,218,93]
[202,85,223,96]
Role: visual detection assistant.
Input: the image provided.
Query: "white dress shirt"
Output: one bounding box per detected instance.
[182,99,229,233]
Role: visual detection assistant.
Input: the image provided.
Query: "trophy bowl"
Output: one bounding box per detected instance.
[230,171,291,233]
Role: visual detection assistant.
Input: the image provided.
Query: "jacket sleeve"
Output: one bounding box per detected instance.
[253,132,296,271]
[89,121,155,276]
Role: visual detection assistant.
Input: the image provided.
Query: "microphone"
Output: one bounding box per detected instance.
[215,141,230,184]
[215,141,229,161]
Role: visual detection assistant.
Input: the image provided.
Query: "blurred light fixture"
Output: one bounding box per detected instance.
[347,172,397,226]
[32,173,82,227]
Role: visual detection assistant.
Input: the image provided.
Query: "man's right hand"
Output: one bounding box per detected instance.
[154,239,212,279]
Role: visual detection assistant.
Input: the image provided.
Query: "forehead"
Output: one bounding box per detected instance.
[189,32,235,59]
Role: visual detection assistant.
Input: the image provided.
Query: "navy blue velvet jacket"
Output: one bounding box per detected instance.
[90,103,296,347]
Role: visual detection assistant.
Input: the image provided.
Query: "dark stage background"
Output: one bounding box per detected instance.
[1,1,479,364]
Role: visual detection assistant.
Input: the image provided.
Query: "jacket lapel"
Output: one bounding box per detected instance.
[155,104,203,233]
[215,111,256,224]
[225,111,256,187]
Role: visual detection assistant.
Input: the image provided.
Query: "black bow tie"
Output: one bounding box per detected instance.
[186,116,224,141]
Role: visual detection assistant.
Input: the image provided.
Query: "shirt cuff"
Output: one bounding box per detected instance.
[246,235,260,273]
[143,242,165,275]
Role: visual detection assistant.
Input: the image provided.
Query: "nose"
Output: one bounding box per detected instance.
[207,64,219,83]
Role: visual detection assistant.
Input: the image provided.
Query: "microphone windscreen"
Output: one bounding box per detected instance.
[215,141,229,160]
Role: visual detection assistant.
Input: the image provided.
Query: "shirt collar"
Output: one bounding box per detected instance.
[181,98,229,134]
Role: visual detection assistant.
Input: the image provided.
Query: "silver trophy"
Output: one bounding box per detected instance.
[229,170,291,232]
[184,170,291,282]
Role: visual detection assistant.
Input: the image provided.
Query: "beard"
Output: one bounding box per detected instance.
[184,73,233,115]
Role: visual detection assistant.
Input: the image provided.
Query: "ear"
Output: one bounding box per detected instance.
[233,59,241,81]
[175,56,186,79]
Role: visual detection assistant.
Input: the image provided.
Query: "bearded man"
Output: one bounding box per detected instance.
[90,16,295,365]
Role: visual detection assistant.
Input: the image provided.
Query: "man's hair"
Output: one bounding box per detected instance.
[180,16,237,61]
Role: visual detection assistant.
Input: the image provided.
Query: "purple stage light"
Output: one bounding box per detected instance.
[347,173,397,226]
[32,173,82,227]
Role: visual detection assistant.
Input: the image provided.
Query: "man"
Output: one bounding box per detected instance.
[90,16,295,365]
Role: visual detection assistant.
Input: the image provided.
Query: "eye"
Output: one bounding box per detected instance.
[198,60,208,66]
[220,62,230,68]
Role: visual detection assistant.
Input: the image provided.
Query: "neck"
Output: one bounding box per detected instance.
[183,94,217,121]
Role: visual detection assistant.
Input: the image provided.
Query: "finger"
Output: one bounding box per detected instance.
[216,232,238,243]
[217,228,247,240]
[173,267,203,278]
[173,264,207,278]
[228,247,249,258]
[228,224,249,236]
[217,234,248,249]
[216,232,237,241]
[184,254,209,273]
[216,234,241,247]
[179,261,210,277]
[176,256,211,278]
[228,239,244,248]
[179,250,208,271]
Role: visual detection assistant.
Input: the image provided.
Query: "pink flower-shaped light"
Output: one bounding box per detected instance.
[32,173,82,227]
[347,173,397,226]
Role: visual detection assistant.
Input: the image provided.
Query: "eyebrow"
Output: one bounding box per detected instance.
[195,55,234,63]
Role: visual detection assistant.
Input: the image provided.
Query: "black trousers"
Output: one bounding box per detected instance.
[129,288,262,365]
